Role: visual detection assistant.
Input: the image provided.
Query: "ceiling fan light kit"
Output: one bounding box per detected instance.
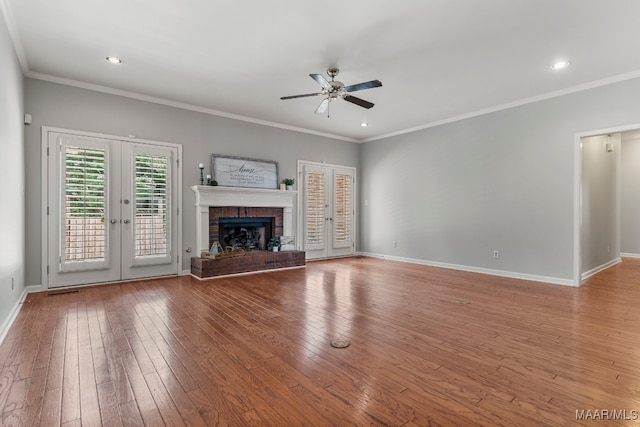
[281,68,382,116]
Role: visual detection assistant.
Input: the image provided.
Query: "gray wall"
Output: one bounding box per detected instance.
[359,77,640,282]
[621,131,640,255]
[0,18,25,334]
[581,134,620,274]
[24,78,359,286]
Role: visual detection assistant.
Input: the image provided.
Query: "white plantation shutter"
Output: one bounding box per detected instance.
[63,146,107,262]
[304,165,327,251]
[333,170,353,248]
[134,153,169,258]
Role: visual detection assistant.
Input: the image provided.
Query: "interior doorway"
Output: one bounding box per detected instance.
[575,123,640,285]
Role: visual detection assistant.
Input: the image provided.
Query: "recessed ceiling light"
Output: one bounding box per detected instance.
[106,56,123,64]
[551,60,570,70]
[360,122,368,127]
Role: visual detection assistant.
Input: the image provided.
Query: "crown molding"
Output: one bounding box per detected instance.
[361,69,640,143]
[24,67,640,145]
[0,0,28,71]
[25,71,360,143]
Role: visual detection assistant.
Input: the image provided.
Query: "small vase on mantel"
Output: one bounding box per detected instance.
[279,183,286,191]
[282,178,295,191]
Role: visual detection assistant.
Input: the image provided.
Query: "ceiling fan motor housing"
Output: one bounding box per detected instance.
[327,67,340,79]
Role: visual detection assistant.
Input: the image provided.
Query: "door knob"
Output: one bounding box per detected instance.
[123,219,131,224]
[110,219,117,224]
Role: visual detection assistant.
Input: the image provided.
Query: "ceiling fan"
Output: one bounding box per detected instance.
[280,68,382,115]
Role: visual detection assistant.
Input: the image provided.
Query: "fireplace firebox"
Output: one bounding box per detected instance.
[218,217,273,250]
[208,206,284,251]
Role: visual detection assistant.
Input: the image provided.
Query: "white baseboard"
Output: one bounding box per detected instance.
[621,253,640,259]
[25,285,43,293]
[356,252,575,287]
[581,257,622,280]
[181,269,191,276]
[0,287,30,345]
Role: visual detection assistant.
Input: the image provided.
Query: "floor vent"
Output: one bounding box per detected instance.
[46,289,80,296]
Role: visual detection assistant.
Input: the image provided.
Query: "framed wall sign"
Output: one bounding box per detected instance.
[211,155,279,189]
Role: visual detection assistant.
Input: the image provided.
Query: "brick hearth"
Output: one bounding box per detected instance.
[191,250,305,278]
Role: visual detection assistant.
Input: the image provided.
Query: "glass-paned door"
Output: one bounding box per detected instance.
[121,144,177,280]
[300,162,355,260]
[47,131,179,288]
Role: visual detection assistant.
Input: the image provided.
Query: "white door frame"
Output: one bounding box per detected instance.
[573,121,640,286]
[297,160,357,259]
[41,126,183,290]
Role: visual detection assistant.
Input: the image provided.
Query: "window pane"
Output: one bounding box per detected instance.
[135,153,169,257]
[334,173,352,244]
[306,171,325,245]
[64,146,106,261]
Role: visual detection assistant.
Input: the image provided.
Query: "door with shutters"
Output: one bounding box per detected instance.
[45,129,181,288]
[299,161,355,260]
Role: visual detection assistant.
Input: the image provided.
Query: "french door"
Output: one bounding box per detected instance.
[299,161,355,260]
[45,129,180,288]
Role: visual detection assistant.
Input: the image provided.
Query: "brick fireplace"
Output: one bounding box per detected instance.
[191,186,304,278]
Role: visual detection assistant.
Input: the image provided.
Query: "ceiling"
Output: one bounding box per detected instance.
[4,0,640,142]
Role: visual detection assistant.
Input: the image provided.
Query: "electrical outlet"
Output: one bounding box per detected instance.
[392,241,397,248]
[493,250,500,259]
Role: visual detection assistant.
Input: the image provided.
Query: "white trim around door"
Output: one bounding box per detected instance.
[41,127,183,290]
[297,160,357,260]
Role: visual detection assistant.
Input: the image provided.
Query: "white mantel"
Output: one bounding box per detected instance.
[191,185,297,253]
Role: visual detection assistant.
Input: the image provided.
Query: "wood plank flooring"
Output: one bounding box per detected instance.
[2,257,640,426]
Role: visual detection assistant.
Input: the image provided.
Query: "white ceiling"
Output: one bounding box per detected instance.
[4,0,640,142]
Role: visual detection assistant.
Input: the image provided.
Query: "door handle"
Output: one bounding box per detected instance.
[123,219,131,224]
[110,219,117,224]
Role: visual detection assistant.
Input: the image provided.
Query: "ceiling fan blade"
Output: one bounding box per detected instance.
[310,73,331,89]
[280,92,322,100]
[344,95,374,109]
[315,98,330,114]
[344,80,382,92]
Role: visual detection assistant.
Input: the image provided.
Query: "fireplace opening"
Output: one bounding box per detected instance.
[218,217,273,250]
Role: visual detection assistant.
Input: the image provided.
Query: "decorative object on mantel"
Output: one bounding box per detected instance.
[206,174,212,185]
[198,163,205,185]
[210,179,218,186]
[282,178,295,190]
[211,154,278,189]
[267,237,280,252]
[280,236,295,251]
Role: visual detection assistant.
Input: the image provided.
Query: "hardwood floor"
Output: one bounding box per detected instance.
[1,257,640,426]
